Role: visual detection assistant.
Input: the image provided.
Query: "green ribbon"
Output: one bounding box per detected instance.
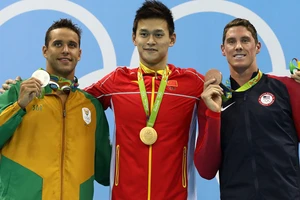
[222,70,263,101]
[137,67,169,127]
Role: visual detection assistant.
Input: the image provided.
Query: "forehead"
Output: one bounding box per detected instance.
[225,26,253,39]
[137,18,168,32]
[49,28,79,43]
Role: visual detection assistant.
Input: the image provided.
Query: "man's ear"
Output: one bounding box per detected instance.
[256,41,261,54]
[77,49,82,61]
[221,44,226,56]
[132,33,137,46]
[169,33,176,47]
[42,45,48,58]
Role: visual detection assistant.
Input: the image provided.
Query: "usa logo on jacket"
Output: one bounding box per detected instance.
[258,92,275,106]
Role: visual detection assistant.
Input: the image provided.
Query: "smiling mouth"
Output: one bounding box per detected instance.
[144,48,157,51]
[58,58,72,61]
[233,54,246,58]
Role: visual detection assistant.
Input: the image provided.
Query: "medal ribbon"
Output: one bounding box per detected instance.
[222,70,263,101]
[137,64,169,127]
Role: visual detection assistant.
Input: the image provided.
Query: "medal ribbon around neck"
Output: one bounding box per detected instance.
[137,64,169,128]
[222,70,263,101]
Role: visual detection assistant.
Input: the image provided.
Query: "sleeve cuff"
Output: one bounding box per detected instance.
[205,109,220,119]
[13,102,26,117]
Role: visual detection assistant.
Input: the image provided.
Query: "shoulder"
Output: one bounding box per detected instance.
[266,74,300,96]
[76,89,98,102]
[103,66,138,81]
[266,74,299,87]
[76,89,104,109]
[168,64,205,82]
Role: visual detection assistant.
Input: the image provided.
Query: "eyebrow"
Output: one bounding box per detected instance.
[52,40,78,44]
[226,37,235,41]
[139,29,164,32]
[226,36,251,41]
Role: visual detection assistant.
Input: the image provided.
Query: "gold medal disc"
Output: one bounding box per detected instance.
[139,127,157,145]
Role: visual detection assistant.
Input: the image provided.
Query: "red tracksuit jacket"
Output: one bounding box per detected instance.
[85,64,220,200]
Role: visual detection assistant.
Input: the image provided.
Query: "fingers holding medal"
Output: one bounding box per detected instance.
[17,70,50,109]
[204,69,222,85]
[201,69,223,112]
[31,70,50,88]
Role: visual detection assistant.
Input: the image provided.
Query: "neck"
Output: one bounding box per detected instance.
[46,70,74,81]
[140,61,167,71]
[230,66,258,86]
[140,55,168,71]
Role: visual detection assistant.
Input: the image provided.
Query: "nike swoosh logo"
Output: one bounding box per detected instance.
[221,102,235,112]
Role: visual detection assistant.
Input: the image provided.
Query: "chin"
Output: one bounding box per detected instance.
[232,65,249,73]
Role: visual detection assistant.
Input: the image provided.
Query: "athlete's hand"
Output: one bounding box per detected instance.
[291,70,300,83]
[201,78,223,113]
[17,77,42,109]
[0,76,22,94]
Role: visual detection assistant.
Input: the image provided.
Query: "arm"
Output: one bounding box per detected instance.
[0,77,42,149]
[268,75,300,141]
[283,77,300,140]
[194,100,221,180]
[94,101,111,186]
[0,76,22,94]
[84,69,118,110]
[0,82,24,148]
[194,78,222,180]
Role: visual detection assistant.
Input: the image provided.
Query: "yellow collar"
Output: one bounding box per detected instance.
[139,62,166,75]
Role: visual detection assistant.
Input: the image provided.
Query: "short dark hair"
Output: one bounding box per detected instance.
[132,0,175,36]
[45,18,82,47]
[222,18,258,44]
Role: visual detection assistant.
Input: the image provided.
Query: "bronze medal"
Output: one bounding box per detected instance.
[139,127,157,145]
[205,69,222,85]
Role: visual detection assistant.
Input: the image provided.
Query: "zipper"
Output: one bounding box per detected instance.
[114,145,120,186]
[182,146,187,188]
[60,95,67,200]
[146,77,156,200]
[244,92,259,194]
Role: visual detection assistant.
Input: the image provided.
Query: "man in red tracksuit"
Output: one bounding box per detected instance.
[85,1,222,199]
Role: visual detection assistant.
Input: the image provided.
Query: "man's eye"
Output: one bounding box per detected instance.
[69,43,77,48]
[155,33,163,37]
[140,33,148,37]
[54,43,62,47]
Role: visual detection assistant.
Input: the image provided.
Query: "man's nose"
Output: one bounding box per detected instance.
[147,35,156,45]
[62,44,69,54]
[235,42,243,50]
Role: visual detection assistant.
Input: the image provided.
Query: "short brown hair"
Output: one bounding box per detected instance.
[45,18,82,47]
[222,18,258,44]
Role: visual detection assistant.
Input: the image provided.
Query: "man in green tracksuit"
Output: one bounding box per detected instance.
[0,18,111,200]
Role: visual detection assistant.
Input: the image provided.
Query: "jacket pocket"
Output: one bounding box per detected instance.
[182,146,187,188]
[114,145,120,186]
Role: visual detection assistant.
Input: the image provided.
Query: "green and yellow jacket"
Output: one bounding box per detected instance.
[0,81,111,200]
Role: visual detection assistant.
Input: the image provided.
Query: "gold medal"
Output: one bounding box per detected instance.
[139,127,157,145]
